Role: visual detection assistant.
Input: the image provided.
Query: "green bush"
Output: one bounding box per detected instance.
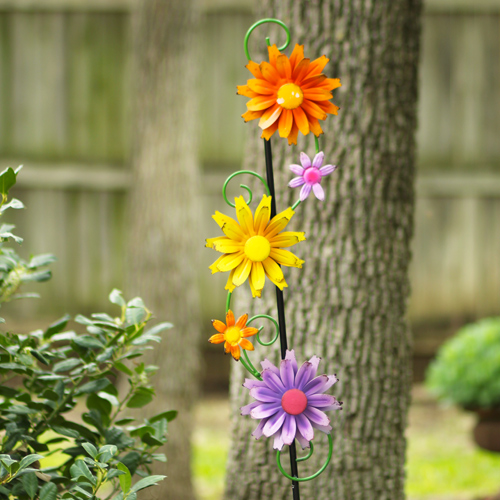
[0,167,174,500]
[426,317,500,409]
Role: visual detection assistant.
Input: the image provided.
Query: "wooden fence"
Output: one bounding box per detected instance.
[0,0,499,365]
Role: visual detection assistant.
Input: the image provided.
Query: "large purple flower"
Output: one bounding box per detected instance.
[241,350,342,451]
[288,151,337,201]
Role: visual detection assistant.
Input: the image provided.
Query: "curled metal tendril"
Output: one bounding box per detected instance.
[247,314,279,347]
[244,18,291,62]
[223,170,270,208]
[276,434,334,482]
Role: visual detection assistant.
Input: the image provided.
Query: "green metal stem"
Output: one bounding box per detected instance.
[226,292,232,313]
[291,199,301,210]
[314,136,320,154]
[241,349,263,380]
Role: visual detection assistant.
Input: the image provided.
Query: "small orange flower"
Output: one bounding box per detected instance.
[237,44,341,145]
[209,310,259,361]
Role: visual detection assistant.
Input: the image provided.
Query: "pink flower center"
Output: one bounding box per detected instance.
[281,389,308,415]
[303,167,321,185]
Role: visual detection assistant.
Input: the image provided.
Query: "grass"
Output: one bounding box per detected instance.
[191,390,500,500]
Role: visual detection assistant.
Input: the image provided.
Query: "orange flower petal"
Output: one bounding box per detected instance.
[236,313,248,329]
[242,110,263,122]
[308,116,324,136]
[239,338,254,351]
[276,54,292,79]
[247,96,276,111]
[287,122,299,145]
[317,100,340,115]
[230,344,241,361]
[301,74,327,89]
[289,44,304,71]
[241,327,259,338]
[261,119,279,140]
[292,57,310,81]
[237,85,259,98]
[209,333,225,344]
[226,309,235,327]
[301,99,327,120]
[292,107,310,135]
[267,44,281,67]
[246,60,264,79]
[305,55,329,78]
[259,102,282,130]
[318,78,342,91]
[278,108,293,138]
[259,61,281,84]
[303,88,333,101]
[224,341,231,353]
[212,320,227,333]
[247,78,276,95]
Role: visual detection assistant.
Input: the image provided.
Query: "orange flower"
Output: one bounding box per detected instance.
[209,310,259,361]
[237,44,341,145]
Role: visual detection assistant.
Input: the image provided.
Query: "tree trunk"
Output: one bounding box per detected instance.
[128,2,201,500]
[224,1,422,499]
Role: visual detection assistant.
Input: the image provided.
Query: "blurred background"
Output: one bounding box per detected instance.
[0,0,499,499]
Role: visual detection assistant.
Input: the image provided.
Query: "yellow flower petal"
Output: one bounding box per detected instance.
[269,231,306,248]
[211,238,243,253]
[225,269,236,293]
[212,212,246,241]
[254,195,272,235]
[248,275,261,298]
[239,338,254,351]
[206,236,227,249]
[235,196,255,237]
[232,258,253,287]
[264,207,295,239]
[269,248,304,268]
[216,252,245,272]
[209,255,225,274]
[249,261,265,296]
[262,257,288,290]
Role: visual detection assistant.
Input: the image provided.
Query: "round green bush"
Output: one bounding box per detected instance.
[426,317,500,409]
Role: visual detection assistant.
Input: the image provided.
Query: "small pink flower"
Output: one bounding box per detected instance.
[288,152,337,201]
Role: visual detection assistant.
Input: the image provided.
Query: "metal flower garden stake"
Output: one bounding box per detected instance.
[206,19,342,499]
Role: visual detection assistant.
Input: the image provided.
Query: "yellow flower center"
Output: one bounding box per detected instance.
[225,326,242,345]
[244,235,271,262]
[277,83,304,110]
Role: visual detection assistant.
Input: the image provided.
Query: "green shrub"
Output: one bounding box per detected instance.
[426,317,500,409]
[0,167,174,500]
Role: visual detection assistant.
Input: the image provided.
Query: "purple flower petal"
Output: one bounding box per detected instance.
[273,430,284,450]
[252,419,266,439]
[280,359,295,390]
[312,152,324,169]
[312,183,325,201]
[307,394,338,408]
[261,359,280,376]
[321,400,343,411]
[300,152,311,169]
[320,164,336,176]
[243,378,267,390]
[285,349,298,376]
[289,176,305,188]
[295,430,311,449]
[251,402,282,419]
[300,183,312,201]
[289,164,304,176]
[303,407,330,426]
[295,356,320,390]
[250,387,281,403]
[241,401,260,415]
[304,374,338,396]
[311,422,332,434]
[295,413,314,441]
[262,369,286,394]
[281,414,297,446]
[263,409,286,437]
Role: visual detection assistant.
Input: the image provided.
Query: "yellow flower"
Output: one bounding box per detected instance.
[209,310,258,361]
[237,44,341,145]
[206,195,305,298]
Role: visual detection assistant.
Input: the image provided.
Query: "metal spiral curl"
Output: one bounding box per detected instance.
[276,434,334,482]
[222,170,270,208]
[244,18,291,62]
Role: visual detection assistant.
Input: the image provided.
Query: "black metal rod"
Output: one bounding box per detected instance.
[263,138,300,500]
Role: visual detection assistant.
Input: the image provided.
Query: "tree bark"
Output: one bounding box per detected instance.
[224,1,422,499]
[128,2,201,500]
